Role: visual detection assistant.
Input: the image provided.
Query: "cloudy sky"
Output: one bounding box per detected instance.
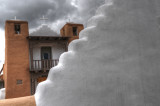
[0,0,105,30]
[0,0,105,68]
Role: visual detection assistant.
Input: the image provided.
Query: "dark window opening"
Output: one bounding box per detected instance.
[44,53,49,59]
[41,47,51,60]
[41,47,52,69]
[0,81,4,89]
[17,80,22,84]
[15,24,21,34]
[73,27,78,36]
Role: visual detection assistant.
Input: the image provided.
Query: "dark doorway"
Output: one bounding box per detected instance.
[41,47,51,60]
[41,47,52,70]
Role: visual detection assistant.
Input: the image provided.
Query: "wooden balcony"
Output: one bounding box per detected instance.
[30,59,59,72]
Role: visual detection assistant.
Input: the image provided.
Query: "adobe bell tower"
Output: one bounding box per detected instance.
[60,22,84,43]
[4,20,30,98]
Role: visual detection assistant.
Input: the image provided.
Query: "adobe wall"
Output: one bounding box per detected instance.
[68,36,79,43]
[0,96,36,106]
[4,20,31,98]
[60,23,84,43]
[61,23,84,37]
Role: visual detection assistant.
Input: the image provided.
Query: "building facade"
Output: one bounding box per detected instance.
[1,20,84,99]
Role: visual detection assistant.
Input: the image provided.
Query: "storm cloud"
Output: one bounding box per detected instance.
[0,0,105,32]
[0,0,77,28]
[0,0,105,66]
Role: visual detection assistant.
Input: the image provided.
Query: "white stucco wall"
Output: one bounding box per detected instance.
[31,42,66,69]
[52,44,66,60]
[33,47,41,60]
[32,42,66,60]
[35,1,160,106]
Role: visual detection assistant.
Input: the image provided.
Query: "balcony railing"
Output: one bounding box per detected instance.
[31,59,59,71]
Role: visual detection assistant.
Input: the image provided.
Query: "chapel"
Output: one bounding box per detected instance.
[0,18,84,99]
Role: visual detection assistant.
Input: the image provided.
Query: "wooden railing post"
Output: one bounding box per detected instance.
[38,60,40,70]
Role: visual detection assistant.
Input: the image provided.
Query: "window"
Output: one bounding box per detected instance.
[41,47,51,60]
[41,47,52,69]
[72,27,78,36]
[17,80,22,85]
[15,24,21,34]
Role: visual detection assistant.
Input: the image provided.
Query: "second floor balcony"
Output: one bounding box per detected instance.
[30,59,59,72]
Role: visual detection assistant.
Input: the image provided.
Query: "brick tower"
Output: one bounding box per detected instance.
[4,20,30,98]
[60,22,84,43]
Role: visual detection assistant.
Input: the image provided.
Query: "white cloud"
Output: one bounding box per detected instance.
[71,0,78,8]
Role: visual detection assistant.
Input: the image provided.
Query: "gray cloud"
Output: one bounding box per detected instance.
[1,0,160,32]
[0,0,77,29]
[78,0,105,21]
[0,0,105,32]
[52,0,106,32]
